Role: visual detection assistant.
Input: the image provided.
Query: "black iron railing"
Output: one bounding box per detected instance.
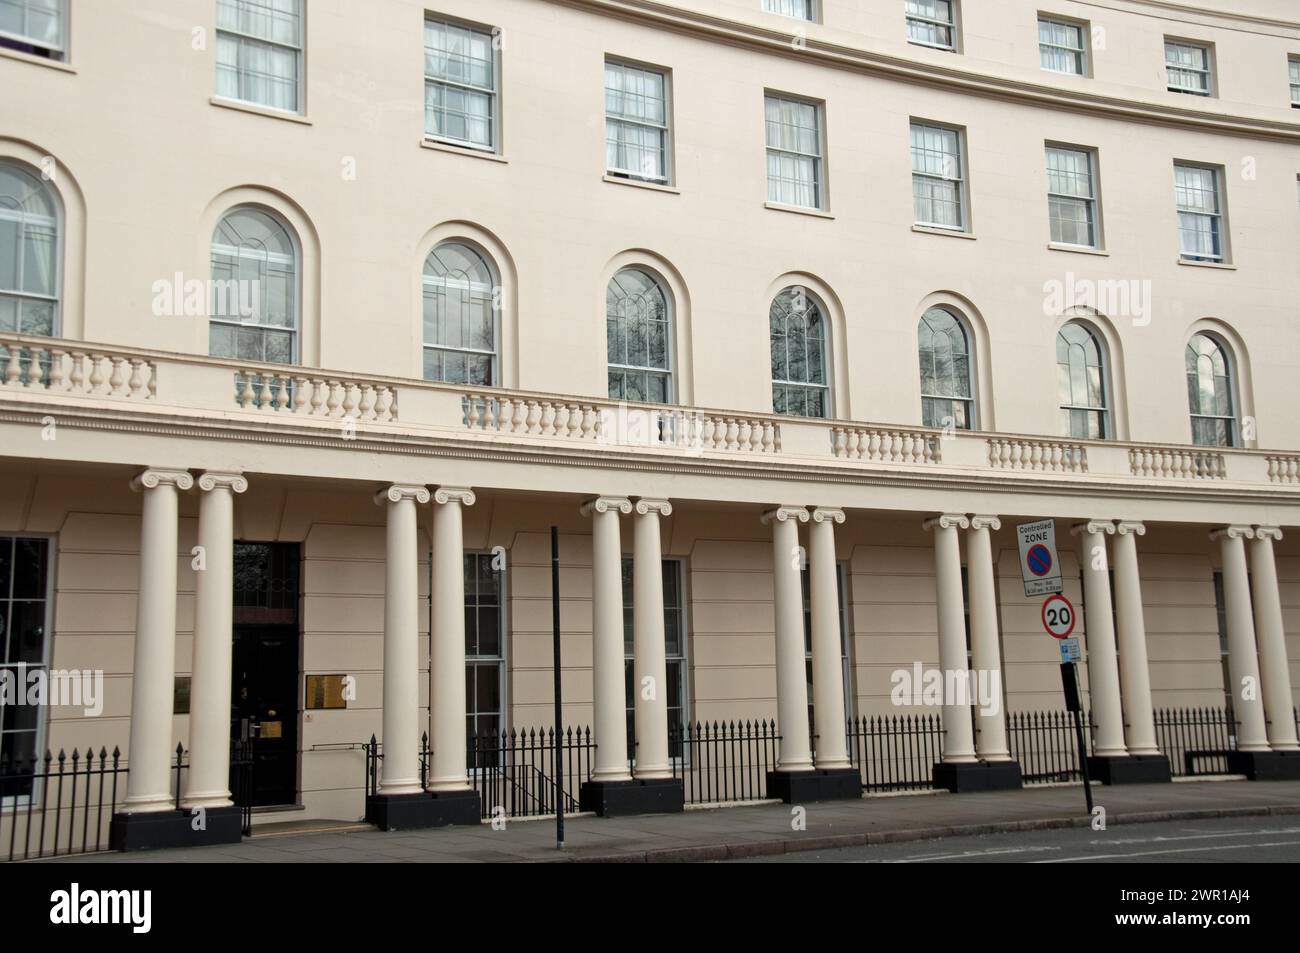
[847,714,945,792]
[469,727,594,819]
[1007,710,1093,784]
[1154,707,1236,777]
[1,742,253,862]
[670,719,781,804]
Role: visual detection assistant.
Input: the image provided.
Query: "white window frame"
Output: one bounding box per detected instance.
[801,562,856,744]
[0,0,66,60]
[1174,162,1227,263]
[918,306,977,430]
[423,15,500,153]
[762,0,817,22]
[422,241,500,387]
[1165,38,1213,97]
[764,92,826,211]
[1056,320,1111,440]
[606,266,676,405]
[906,0,958,53]
[1186,331,1239,448]
[769,286,833,419]
[0,533,55,813]
[209,205,302,366]
[622,556,690,766]
[1038,15,1088,76]
[1045,143,1101,249]
[214,0,305,115]
[1289,56,1300,108]
[911,120,968,231]
[604,58,673,185]
[460,550,509,771]
[0,158,63,339]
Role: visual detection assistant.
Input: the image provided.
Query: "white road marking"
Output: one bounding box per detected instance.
[878,845,1063,863]
[1092,827,1300,846]
[1033,839,1300,863]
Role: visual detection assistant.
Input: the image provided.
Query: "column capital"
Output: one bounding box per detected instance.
[1114,521,1146,537]
[432,485,475,507]
[634,498,672,517]
[581,496,632,516]
[762,505,809,525]
[130,468,193,492]
[1071,520,1115,537]
[197,471,248,494]
[810,507,845,525]
[1210,525,1255,542]
[375,484,431,506]
[923,513,969,531]
[969,515,1001,531]
[1253,525,1283,542]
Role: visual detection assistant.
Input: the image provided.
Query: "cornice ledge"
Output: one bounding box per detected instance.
[545,0,1300,143]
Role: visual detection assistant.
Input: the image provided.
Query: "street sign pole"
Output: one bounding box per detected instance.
[1059,661,1094,815]
[550,525,564,849]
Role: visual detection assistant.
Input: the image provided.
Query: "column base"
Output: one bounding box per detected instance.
[1086,754,1172,785]
[366,789,481,830]
[579,777,684,816]
[109,807,243,851]
[932,760,1023,793]
[1226,750,1300,781]
[766,767,862,803]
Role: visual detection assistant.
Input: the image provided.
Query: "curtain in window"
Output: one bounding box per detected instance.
[1186,333,1236,447]
[1056,322,1107,438]
[215,0,302,112]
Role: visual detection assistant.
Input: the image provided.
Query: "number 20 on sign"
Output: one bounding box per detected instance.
[1041,593,1076,640]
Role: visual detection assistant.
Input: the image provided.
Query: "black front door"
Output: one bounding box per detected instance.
[230,543,301,808]
[232,624,299,807]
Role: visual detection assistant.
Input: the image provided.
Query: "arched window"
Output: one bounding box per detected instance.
[918,307,973,429]
[1057,321,1108,439]
[1186,332,1237,447]
[770,287,829,418]
[423,241,497,385]
[0,161,60,336]
[210,206,298,364]
[607,268,672,402]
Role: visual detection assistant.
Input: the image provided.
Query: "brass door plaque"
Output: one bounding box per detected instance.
[260,720,283,739]
[305,674,349,710]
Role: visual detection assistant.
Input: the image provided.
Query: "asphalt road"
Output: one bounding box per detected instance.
[731,817,1300,863]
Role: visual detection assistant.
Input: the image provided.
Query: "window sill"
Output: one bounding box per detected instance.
[1048,242,1108,257]
[420,138,507,163]
[1178,258,1236,271]
[912,224,975,240]
[765,201,833,220]
[210,96,311,125]
[603,174,679,194]
[0,45,75,72]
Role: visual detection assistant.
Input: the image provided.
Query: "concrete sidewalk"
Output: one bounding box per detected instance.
[51,779,1300,864]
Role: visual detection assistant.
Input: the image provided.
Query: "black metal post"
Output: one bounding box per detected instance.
[551,525,564,849]
[1061,662,1094,814]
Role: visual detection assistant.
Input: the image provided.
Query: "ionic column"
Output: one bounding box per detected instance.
[123,468,193,813]
[1212,526,1270,752]
[1249,527,1299,751]
[1072,520,1126,758]
[763,506,813,772]
[375,484,430,795]
[183,471,248,809]
[582,496,634,781]
[631,499,672,779]
[924,514,975,764]
[428,486,476,791]
[1112,522,1160,756]
[967,516,1010,761]
[809,508,849,769]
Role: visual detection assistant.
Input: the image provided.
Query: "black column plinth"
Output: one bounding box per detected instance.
[366,789,481,831]
[109,806,243,851]
[1227,750,1300,781]
[579,777,685,816]
[932,760,1024,793]
[765,767,862,803]
[1086,754,1172,785]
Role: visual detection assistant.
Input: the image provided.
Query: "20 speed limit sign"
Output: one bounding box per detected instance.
[1041,593,1076,640]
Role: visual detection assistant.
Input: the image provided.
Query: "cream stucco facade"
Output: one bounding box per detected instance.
[2,0,1300,838]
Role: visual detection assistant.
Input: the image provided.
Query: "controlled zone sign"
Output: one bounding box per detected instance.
[1016,519,1063,597]
[1041,593,1076,640]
